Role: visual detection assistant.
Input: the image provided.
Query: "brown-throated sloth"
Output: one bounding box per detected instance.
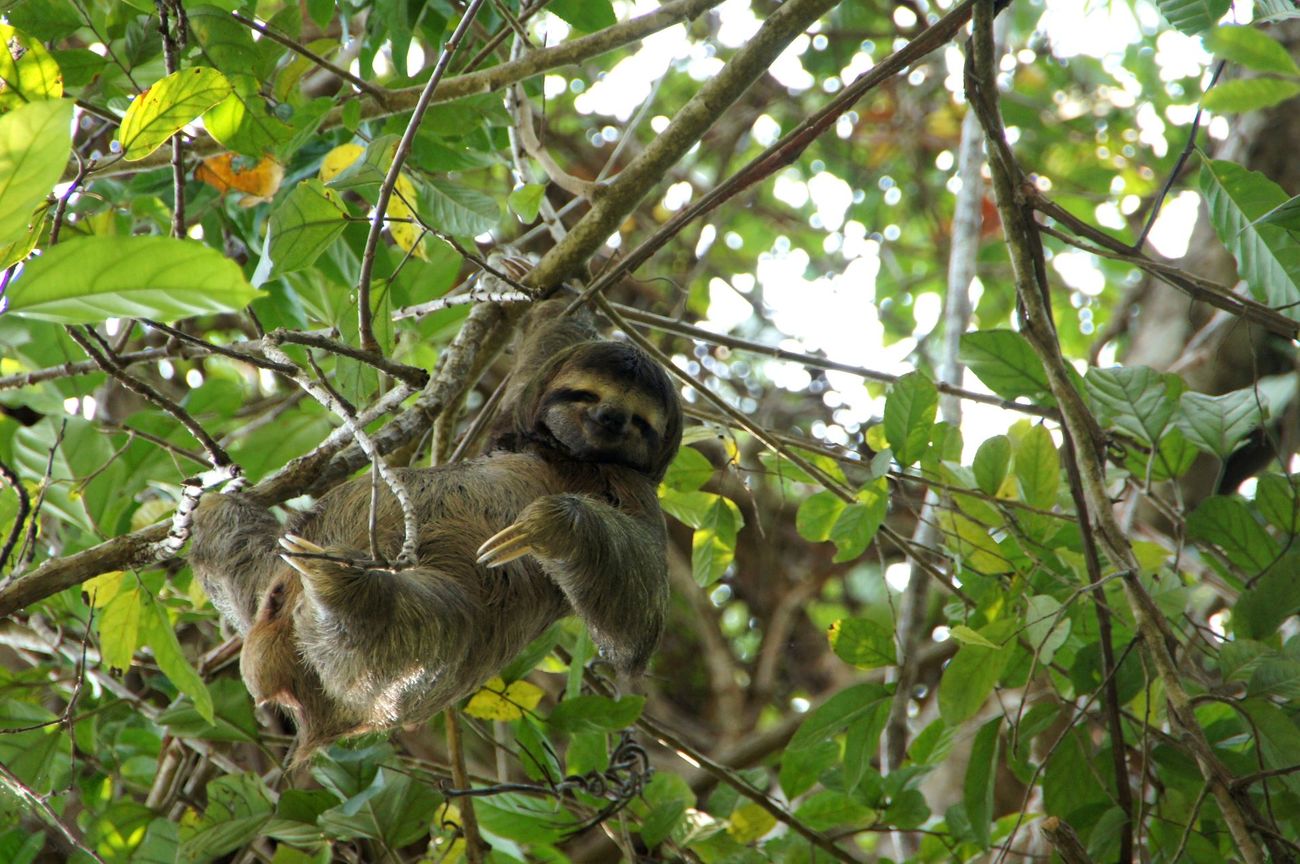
[188,299,682,753]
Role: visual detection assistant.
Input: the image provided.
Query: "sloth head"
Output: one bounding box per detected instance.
[512,341,682,480]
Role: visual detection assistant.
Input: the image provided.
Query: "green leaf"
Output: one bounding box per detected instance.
[317,767,439,847]
[778,739,838,798]
[508,183,546,222]
[829,617,896,669]
[789,683,889,750]
[1141,425,1199,482]
[1255,0,1300,21]
[948,625,1000,648]
[1156,0,1230,34]
[1014,424,1059,508]
[1085,366,1174,446]
[796,490,846,542]
[1242,698,1300,781]
[179,773,274,860]
[1187,495,1279,574]
[97,577,143,672]
[636,773,695,848]
[475,792,576,844]
[1256,473,1300,535]
[187,6,266,79]
[1200,159,1300,320]
[8,235,264,323]
[51,48,106,88]
[156,678,260,743]
[0,24,63,108]
[662,446,714,492]
[203,76,293,157]
[793,790,873,831]
[828,478,888,562]
[547,695,645,733]
[657,488,718,528]
[421,178,501,237]
[1254,195,1300,231]
[1205,25,1300,74]
[1024,595,1070,665]
[253,180,349,285]
[938,620,1016,724]
[884,371,937,467]
[548,0,616,31]
[1176,388,1264,459]
[1247,658,1300,699]
[691,494,742,586]
[938,511,1012,574]
[963,717,1001,850]
[117,67,233,161]
[1218,639,1271,682]
[972,435,1011,496]
[0,98,72,245]
[1203,78,1300,113]
[141,592,214,723]
[958,330,1051,402]
[1234,552,1300,638]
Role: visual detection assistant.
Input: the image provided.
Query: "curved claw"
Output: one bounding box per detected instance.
[279,534,364,583]
[476,522,535,568]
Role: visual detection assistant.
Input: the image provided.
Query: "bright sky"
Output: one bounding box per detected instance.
[547,0,1222,459]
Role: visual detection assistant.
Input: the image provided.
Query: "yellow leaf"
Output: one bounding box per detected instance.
[727,802,776,844]
[388,174,424,257]
[464,676,544,721]
[318,142,364,182]
[82,571,125,608]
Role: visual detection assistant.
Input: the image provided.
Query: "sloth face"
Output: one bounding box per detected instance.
[538,366,669,474]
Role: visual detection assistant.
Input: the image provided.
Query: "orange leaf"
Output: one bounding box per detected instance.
[195,153,284,205]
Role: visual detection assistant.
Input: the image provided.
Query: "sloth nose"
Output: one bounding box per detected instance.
[593,405,628,432]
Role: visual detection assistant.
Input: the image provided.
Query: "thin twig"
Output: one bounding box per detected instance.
[357,0,490,352]
[0,760,106,863]
[1134,61,1225,248]
[65,326,234,470]
[273,329,430,388]
[612,303,1053,418]
[154,0,187,238]
[0,458,30,573]
[231,12,390,104]
[394,289,532,321]
[445,708,486,864]
[574,0,976,305]
[261,337,420,565]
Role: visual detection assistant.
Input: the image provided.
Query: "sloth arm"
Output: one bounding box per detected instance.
[479,493,668,675]
[189,492,291,633]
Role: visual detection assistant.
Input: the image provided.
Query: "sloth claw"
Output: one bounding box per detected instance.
[279,534,365,582]
[476,523,534,568]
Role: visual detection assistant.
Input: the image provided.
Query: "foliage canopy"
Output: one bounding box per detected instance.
[1,0,1300,861]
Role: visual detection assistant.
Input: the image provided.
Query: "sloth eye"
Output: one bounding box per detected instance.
[558,388,599,403]
[633,416,655,436]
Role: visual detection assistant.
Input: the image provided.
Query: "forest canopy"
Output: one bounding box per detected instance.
[1,0,1300,861]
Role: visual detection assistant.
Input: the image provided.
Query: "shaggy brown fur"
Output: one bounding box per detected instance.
[189,299,681,756]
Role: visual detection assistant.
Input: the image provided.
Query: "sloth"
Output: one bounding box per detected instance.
[189,299,682,754]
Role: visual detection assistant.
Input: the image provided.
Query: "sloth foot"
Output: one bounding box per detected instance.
[476,522,536,568]
[278,534,369,583]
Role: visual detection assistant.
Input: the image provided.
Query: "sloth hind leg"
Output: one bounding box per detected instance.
[279,535,481,713]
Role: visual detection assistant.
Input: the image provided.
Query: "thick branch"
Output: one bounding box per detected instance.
[526,0,843,290]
